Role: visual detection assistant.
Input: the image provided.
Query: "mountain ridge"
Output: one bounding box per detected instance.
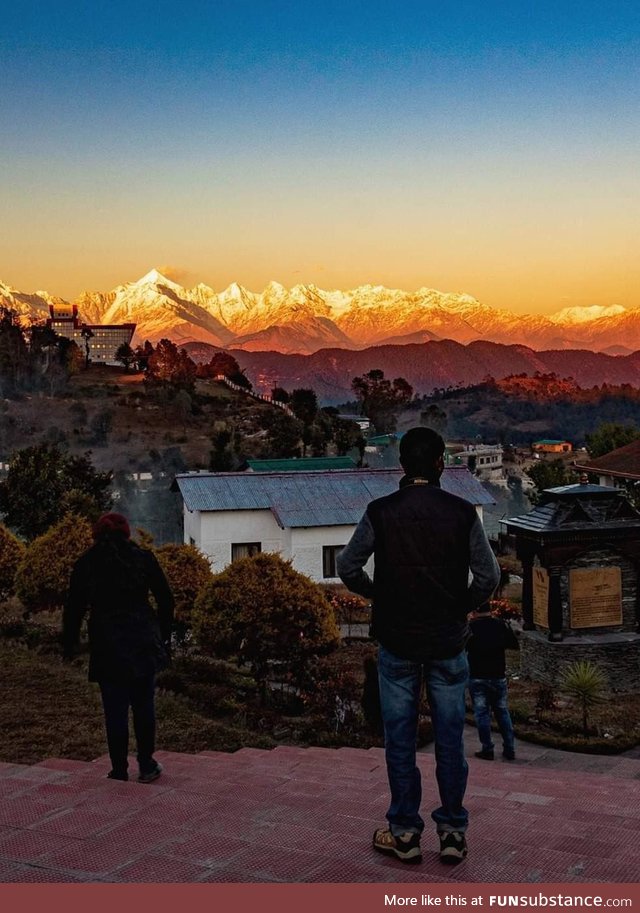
[182,338,640,404]
[1,270,638,356]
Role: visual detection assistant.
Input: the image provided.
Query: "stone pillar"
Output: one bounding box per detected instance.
[548,566,563,641]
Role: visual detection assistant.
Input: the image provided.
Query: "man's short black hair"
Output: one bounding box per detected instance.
[399,427,445,479]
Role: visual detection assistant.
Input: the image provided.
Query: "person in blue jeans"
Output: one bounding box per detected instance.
[337,428,499,865]
[467,604,519,761]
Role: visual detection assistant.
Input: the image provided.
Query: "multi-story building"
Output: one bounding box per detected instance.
[47,305,135,365]
[447,443,504,480]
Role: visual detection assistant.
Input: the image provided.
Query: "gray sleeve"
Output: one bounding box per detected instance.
[336,512,375,599]
[467,514,501,609]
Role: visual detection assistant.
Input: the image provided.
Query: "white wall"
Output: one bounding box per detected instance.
[186,508,375,583]
[195,508,285,572]
[183,508,201,547]
[290,524,374,583]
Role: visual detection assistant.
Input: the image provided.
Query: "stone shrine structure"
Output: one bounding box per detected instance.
[503,481,640,692]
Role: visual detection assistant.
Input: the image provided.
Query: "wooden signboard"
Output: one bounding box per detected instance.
[569,567,622,628]
[532,566,549,628]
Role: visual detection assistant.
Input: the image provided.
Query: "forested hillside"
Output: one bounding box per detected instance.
[412,374,640,445]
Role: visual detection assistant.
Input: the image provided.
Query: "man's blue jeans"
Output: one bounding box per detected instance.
[377,646,469,836]
[468,677,515,755]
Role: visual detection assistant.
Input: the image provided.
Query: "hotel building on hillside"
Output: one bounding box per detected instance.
[47,304,136,365]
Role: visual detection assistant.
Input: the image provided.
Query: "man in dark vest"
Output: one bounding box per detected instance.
[337,427,499,865]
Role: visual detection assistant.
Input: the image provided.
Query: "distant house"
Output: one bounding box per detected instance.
[573,439,640,488]
[337,413,371,432]
[243,457,357,472]
[532,439,573,454]
[47,304,135,365]
[172,467,495,583]
[447,443,503,480]
[364,432,404,458]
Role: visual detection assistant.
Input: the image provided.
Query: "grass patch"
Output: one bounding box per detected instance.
[0,641,275,764]
[0,642,105,764]
[1,610,638,765]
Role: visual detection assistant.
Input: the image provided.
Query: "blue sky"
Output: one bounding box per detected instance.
[2,1,639,311]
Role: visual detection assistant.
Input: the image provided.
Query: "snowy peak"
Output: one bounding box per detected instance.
[549,304,627,324]
[2,271,640,356]
[132,268,182,290]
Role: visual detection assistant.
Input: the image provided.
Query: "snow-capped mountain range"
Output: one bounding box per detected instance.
[1,268,637,355]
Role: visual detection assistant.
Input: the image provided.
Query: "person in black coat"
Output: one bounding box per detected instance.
[466,603,519,761]
[63,513,174,783]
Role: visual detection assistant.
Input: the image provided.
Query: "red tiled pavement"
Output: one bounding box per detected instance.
[0,741,638,883]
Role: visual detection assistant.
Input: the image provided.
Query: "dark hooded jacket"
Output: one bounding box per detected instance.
[63,536,174,683]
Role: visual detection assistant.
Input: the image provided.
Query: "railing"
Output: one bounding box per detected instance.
[213,375,296,417]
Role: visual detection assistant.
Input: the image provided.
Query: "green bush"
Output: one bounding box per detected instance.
[0,524,26,601]
[193,552,340,698]
[154,542,213,628]
[561,660,606,736]
[15,514,93,613]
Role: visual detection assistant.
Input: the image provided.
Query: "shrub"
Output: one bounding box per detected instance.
[561,660,606,736]
[0,524,26,601]
[327,591,370,628]
[15,514,92,613]
[154,543,213,628]
[192,552,340,699]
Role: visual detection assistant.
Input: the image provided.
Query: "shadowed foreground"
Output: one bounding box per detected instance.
[0,741,638,883]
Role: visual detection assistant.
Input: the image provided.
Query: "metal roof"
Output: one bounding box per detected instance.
[173,467,495,529]
[543,483,613,498]
[246,457,357,472]
[366,433,405,446]
[533,439,572,445]
[504,483,640,535]
[573,438,640,481]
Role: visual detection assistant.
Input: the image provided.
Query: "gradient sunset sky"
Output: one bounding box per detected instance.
[2,0,638,314]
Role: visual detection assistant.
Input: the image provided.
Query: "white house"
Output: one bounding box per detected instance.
[447,443,504,481]
[173,467,495,583]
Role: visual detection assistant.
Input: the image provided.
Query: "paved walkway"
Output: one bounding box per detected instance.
[0,732,638,884]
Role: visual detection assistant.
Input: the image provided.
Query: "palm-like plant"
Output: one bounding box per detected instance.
[561,660,606,736]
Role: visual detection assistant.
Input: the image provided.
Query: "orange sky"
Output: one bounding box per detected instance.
[3,2,639,316]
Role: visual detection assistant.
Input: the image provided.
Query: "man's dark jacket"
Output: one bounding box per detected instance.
[337,478,500,661]
[63,539,174,683]
[467,614,519,679]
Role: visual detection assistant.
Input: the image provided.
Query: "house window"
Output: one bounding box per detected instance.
[323,545,344,579]
[232,542,261,561]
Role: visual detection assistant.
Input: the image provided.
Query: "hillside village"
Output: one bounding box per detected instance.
[2,338,640,545]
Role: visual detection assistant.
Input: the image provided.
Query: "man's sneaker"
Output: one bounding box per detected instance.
[373,827,422,864]
[502,749,516,760]
[107,769,128,781]
[439,831,468,865]
[137,762,163,783]
[475,749,494,760]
